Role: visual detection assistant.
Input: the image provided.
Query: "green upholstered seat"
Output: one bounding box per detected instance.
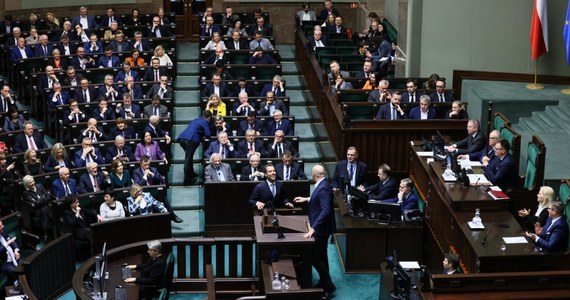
[524,143,540,189]
[345,105,374,120]
[500,127,516,156]
[494,113,510,131]
[337,90,368,103]
[560,181,570,205]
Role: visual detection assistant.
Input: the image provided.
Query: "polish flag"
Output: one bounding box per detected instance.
[530,0,548,60]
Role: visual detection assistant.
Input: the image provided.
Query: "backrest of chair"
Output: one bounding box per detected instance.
[500,124,521,167]
[161,252,174,299]
[493,112,511,131]
[560,180,570,205]
[524,136,546,190]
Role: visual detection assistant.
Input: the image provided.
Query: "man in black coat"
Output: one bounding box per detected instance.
[447,119,486,155]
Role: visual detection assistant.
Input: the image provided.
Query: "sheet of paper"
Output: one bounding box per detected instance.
[416,151,433,157]
[468,221,485,229]
[502,237,529,244]
[467,174,491,185]
[399,261,421,269]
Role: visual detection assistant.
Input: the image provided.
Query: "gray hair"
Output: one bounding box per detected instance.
[147,240,162,252]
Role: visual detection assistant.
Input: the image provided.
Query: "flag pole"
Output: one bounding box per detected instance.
[526,59,544,89]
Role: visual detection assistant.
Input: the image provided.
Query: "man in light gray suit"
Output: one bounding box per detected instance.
[204,153,235,182]
[249,31,274,51]
[144,95,169,118]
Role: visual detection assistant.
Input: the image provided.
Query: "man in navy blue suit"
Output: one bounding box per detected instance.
[10,38,33,64]
[202,74,232,97]
[264,110,293,136]
[74,137,105,167]
[294,165,336,299]
[378,178,419,215]
[408,95,437,120]
[307,30,328,52]
[13,122,48,153]
[447,119,486,155]
[376,91,406,120]
[72,6,99,30]
[266,130,298,158]
[482,139,519,191]
[319,0,340,21]
[47,83,70,109]
[249,164,294,210]
[232,92,257,116]
[200,16,221,37]
[0,220,23,285]
[100,7,123,27]
[429,80,454,102]
[52,167,78,199]
[252,16,273,36]
[401,79,422,103]
[359,164,398,201]
[98,46,121,68]
[525,201,569,253]
[84,33,103,54]
[105,135,135,163]
[148,16,173,38]
[248,47,278,65]
[204,131,236,160]
[177,110,212,184]
[115,93,142,119]
[275,150,306,180]
[332,146,367,192]
[78,162,108,194]
[34,35,54,57]
[260,75,286,97]
[459,130,500,163]
[238,111,264,136]
[120,76,144,100]
[237,129,267,158]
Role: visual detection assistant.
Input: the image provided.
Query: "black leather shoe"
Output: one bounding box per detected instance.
[172,214,183,223]
[321,285,336,300]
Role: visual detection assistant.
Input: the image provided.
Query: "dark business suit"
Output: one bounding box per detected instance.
[10,46,34,64]
[429,91,454,103]
[376,103,406,120]
[238,119,265,136]
[204,141,236,159]
[109,41,132,53]
[249,55,278,65]
[176,117,211,182]
[202,82,232,97]
[133,167,164,186]
[13,132,47,153]
[70,56,97,70]
[97,85,122,101]
[143,67,168,82]
[275,162,307,180]
[248,180,289,208]
[364,176,398,201]
[78,172,108,194]
[469,146,495,163]
[83,41,103,54]
[260,84,286,97]
[266,140,298,158]
[454,131,486,155]
[71,15,99,29]
[200,25,221,37]
[535,216,569,253]
[483,153,519,191]
[237,140,267,158]
[146,84,173,99]
[105,145,135,164]
[116,104,143,119]
[258,100,288,116]
[74,148,104,167]
[319,8,340,21]
[264,119,293,136]
[135,254,166,299]
[34,44,54,58]
[307,36,328,51]
[109,126,136,140]
[240,165,265,181]
[75,87,98,103]
[100,16,123,27]
[0,233,21,279]
[331,160,368,190]
[148,25,173,38]
[225,39,248,50]
[203,54,229,65]
[401,91,422,103]
[43,156,73,173]
[98,55,121,68]
[408,106,437,120]
[121,84,144,100]
[47,90,70,109]
[52,178,78,199]
[381,192,419,215]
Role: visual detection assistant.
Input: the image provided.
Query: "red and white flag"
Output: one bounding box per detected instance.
[530,0,549,60]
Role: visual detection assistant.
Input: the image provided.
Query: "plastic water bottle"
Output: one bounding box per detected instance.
[272,272,281,290]
[472,208,481,225]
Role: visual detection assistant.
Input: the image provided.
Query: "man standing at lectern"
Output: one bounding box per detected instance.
[249,164,294,210]
[294,165,336,300]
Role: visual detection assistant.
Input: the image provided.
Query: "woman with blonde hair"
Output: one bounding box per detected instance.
[151,45,173,66]
[45,12,61,30]
[445,100,468,119]
[203,31,227,50]
[43,143,73,173]
[19,149,43,176]
[518,186,556,232]
[205,94,227,116]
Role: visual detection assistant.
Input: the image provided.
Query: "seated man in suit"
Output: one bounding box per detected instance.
[10,37,33,64]
[92,98,116,121]
[377,178,419,215]
[133,155,165,186]
[116,92,142,120]
[98,75,122,101]
[0,85,17,114]
[525,201,569,253]
[402,79,421,103]
[203,46,228,65]
[332,146,368,191]
[72,6,99,30]
[446,119,486,155]
[109,31,131,53]
[211,115,233,137]
[327,60,350,80]
[74,137,105,167]
[275,150,307,180]
[115,62,139,83]
[98,46,121,68]
[146,75,173,99]
[62,66,84,88]
[264,110,293,136]
[63,99,87,126]
[233,92,257,117]
[408,95,437,120]
[0,220,23,286]
[376,91,406,120]
[249,164,295,210]
[144,95,169,118]
[429,80,454,102]
[52,167,78,199]
[252,16,273,36]
[266,130,298,158]
[225,31,248,50]
[143,58,168,82]
[319,0,340,21]
[260,75,286,97]
[442,253,461,274]
[145,115,172,144]
[123,240,168,299]
[105,135,135,163]
[482,139,519,191]
[84,33,103,54]
[307,30,327,52]
[48,82,70,110]
[80,118,108,143]
[121,76,144,100]
[249,31,275,51]
[132,31,151,52]
[237,129,267,158]
[202,74,232,98]
[204,153,235,182]
[34,34,54,57]
[459,130,500,163]
[204,131,236,160]
[148,16,173,38]
[240,153,265,181]
[358,164,398,201]
[238,111,264,136]
[249,47,278,65]
[13,122,48,153]
[259,91,288,116]
[368,79,392,103]
[71,47,97,70]
[100,7,122,27]
[328,16,347,34]
[200,16,221,37]
[355,60,374,79]
[78,162,109,194]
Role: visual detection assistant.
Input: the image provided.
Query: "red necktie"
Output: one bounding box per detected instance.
[28,136,36,150]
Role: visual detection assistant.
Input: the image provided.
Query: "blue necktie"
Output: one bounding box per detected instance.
[349,164,354,184]
[270,183,276,197]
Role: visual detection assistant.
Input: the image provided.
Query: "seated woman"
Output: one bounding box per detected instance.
[361,73,377,90]
[126,184,167,216]
[109,117,136,140]
[445,100,469,119]
[151,45,173,66]
[25,26,40,45]
[125,8,144,26]
[202,31,227,51]
[518,186,554,232]
[109,159,132,188]
[125,49,146,67]
[18,149,43,177]
[205,94,227,116]
[134,131,167,162]
[226,19,248,37]
[44,143,73,173]
[47,48,68,72]
[63,195,102,245]
[330,73,353,93]
[45,12,61,30]
[0,154,16,197]
[3,107,25,132]
[99,188,126,221]
[124,240,167,299]
[21,175,53,241]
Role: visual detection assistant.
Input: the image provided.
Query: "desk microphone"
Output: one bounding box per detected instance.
[474,177,481,187]
[480,222,490,245]
[279,261,303,278]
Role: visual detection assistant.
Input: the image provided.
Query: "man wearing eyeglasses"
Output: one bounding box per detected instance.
[429,80,455,102]
[482,138,519,190]
[525,201,569,253]
[459,130,500,163]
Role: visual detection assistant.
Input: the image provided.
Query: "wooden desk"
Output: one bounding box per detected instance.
[254,215,314,289]
[335,194,423,272]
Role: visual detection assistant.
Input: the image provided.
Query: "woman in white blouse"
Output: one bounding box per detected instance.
[151,45,173,66]
[99,188,126,221]
[202,31,227,51]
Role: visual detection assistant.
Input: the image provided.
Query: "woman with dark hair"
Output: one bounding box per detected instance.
[2,107,25,132]
[44,143,73,173]
[22,175,53,241]
[226,19,248,37]
[126,8,144,26]
[63,195,102,244]
[109,159,132,188]
[18,149,43,177]
[331,73,353,93]
[134,131,166,162]
[99,188,125,221]
[109,117,136,140]
[125,49,146,67]
[423,73,440,90]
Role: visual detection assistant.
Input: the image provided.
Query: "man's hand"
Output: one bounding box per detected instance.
[124,277,136,283]
[294,196,309,203]
[534,222,543,235]
[304,227,314,238]
[285,202,294,208]
[518,208,530,218]
[256,201,265,210]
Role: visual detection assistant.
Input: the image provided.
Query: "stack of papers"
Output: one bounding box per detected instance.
[468,221,485,229]
[467,174,492,186]
[503,237,528,244]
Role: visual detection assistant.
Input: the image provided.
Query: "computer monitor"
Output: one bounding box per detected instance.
[433,131,447,161]
[449,151,461,175]
[348,185,370,215]
[368,202,401,224]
